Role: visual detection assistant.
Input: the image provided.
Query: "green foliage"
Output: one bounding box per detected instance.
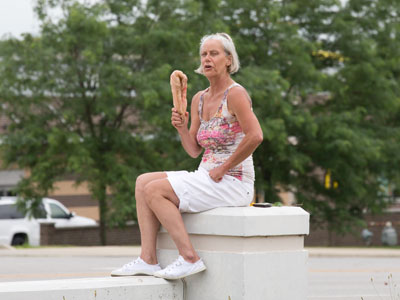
[0,0,400,239]
[220,0,400,233]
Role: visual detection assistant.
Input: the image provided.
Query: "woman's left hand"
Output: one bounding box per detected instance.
[209,165,229,183]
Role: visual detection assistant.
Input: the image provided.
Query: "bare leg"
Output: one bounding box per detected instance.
[144,179,200,263]
[135,172,167,264]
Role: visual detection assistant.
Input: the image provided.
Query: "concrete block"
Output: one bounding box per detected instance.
[160,206,310,236]
[157,206,310,300]
[0,277,183,300]
[158,249,308,300]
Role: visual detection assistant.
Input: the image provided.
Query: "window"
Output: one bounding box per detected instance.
[0,204,25,219]
[49,203,69,219]
[32,204,47,219]
[0,190,17,196]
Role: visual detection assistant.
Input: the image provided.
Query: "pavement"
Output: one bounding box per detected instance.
[0,245,399,257]
[1,245,399,299]
[0,245,142,257]
[307,246,400,257]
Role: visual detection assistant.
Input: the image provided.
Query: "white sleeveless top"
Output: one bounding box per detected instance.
[196,83,255,184]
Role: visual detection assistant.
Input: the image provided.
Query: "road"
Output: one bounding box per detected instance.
[309,256,400,300]
[0,247,399,300]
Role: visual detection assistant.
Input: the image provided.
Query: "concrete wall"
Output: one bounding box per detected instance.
[305,212,400,246]
[40,223,141,246]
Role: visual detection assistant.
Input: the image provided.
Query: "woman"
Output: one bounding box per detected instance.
[111,32,263,280]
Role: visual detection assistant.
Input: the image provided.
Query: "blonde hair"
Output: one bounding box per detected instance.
[195,32,240,75]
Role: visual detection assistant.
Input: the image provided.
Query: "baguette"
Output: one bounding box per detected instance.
[170,70,187,121]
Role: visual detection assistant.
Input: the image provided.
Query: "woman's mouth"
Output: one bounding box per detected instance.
[204,65,213,71]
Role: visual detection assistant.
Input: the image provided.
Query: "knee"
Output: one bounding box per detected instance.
[135,173,149,195]
[143,181,159,207]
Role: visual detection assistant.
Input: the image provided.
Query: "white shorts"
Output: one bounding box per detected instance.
[166,167,254,213]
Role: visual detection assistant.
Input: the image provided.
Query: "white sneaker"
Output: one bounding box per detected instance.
[154,256,206,280]
[111,257,161,276]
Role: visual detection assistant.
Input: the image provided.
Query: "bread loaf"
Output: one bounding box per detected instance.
[170,70,187,120]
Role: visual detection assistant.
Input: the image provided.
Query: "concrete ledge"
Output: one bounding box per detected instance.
[0,277,183,300]
[160,206,310,236]
[158,233,304,252]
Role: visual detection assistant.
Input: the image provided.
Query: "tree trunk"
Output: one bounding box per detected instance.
[99,188,107,246]
[97,183,108,246]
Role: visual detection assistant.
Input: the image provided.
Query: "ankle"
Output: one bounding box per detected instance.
[140,255,158,265]
[180,252,199,264]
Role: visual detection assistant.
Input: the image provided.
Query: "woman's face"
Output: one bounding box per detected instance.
[200,39,231,77]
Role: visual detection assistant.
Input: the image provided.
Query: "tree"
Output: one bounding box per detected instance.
[1,0,399,242]
[219,0,400,235]
[0,0,201,244]
[311,0,400,233]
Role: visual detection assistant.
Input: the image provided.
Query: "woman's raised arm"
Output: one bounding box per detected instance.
[171,91,203,158]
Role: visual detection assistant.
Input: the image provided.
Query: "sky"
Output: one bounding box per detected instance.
[0,0,98,39]
[0,0,40,38]
[0,0,348,39]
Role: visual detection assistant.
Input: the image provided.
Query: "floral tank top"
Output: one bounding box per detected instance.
[196,83,255,183]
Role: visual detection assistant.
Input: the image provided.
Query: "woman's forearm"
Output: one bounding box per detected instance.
[221,132,263,172]
[178,128,203,158]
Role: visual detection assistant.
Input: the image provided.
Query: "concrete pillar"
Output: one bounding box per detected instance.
[157,206,309,300]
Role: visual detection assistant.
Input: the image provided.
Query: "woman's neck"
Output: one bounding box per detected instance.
[207,74,234,96]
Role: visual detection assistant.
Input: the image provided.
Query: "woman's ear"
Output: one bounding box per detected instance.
[227,55,232,67]
[226,55,232,71]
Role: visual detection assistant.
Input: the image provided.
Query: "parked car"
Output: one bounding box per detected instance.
[0,197,97,246]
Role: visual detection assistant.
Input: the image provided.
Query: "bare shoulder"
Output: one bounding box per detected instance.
[191,89,209,108]
[191,91,203,104]
[230,84,248,95]
[227,85,252,111]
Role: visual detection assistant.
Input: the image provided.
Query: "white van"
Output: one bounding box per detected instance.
[0,197,97,246]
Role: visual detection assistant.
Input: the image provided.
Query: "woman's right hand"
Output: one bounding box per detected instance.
[171,107,189,131]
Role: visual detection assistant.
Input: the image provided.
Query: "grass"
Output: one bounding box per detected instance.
[361,274,400,300]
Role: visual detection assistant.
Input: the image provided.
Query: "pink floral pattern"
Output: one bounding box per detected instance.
[196,83,255,182]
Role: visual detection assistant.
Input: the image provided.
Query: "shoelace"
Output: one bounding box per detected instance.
[122,258,141,270]
[164,257,184,273]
